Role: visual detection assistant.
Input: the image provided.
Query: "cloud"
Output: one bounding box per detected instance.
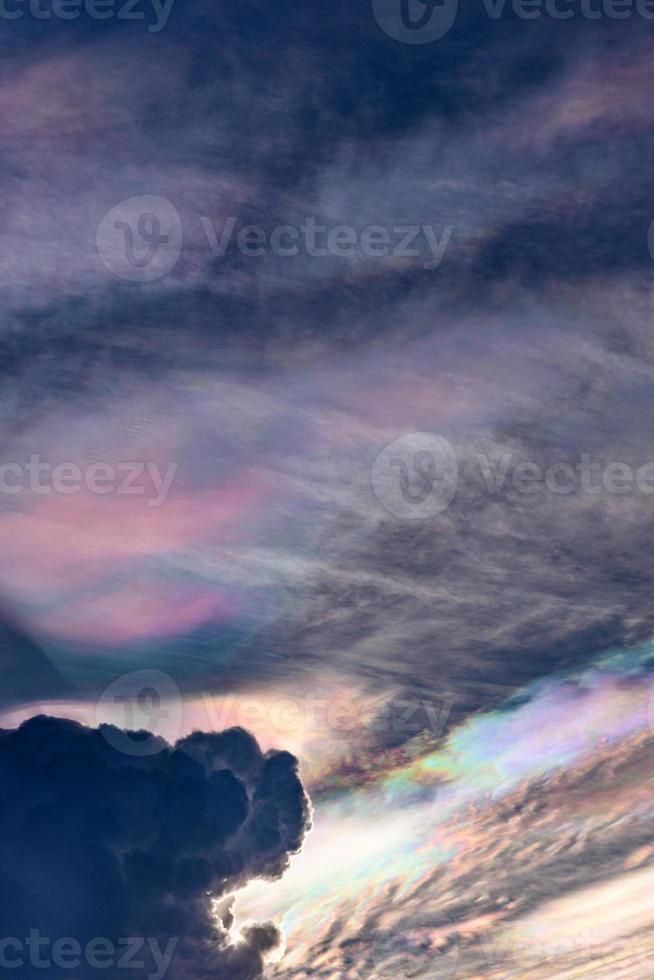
[0,613,74,709]
[237,648,654,977]
[0,716,312,979]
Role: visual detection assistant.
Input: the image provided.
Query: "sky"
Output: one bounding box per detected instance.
[2,1,654,978]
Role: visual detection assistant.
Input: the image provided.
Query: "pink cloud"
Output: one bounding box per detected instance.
[492,41,654,151]
[35,583,235,646]
[0,474,269,642]
[0,480,261,575]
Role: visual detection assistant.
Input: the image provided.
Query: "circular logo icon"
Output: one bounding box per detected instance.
[96,195,183,282]
[647,221,654,267]
[96,669,183,756]
[646,689,654,736]
[371,0,459,44]
[371,924,459,978]
[372,432,458,519]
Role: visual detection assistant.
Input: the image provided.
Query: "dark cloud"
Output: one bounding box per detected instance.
[0,716,311,979]
[0,613,75,710]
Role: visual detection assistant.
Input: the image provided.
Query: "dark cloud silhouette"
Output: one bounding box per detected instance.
[0,613,75,710]
[0,716,312,979]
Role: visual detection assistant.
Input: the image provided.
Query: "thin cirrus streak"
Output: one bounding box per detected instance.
[0,352,483,656]
[235,643,654,978]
